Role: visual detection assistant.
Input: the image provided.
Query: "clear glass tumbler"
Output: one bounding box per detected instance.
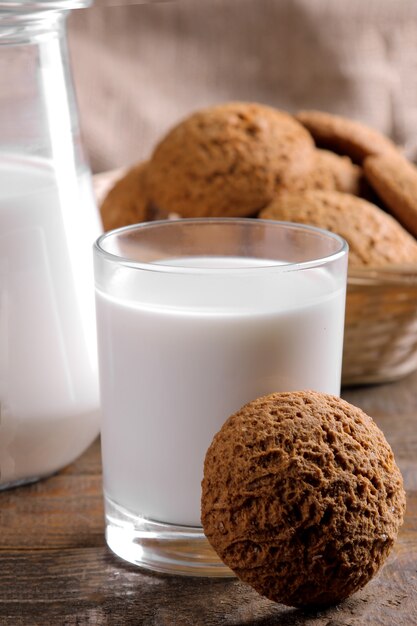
[94,218,348,577]
[0,1,102,488]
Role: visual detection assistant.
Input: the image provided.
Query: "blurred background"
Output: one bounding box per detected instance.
[68,0,417,173]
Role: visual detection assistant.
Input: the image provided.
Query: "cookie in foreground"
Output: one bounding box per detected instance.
[201,390,406,608]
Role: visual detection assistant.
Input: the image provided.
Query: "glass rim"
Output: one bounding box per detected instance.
[0,1,91,10]
[0,0,91,23]
[94,218,348,275]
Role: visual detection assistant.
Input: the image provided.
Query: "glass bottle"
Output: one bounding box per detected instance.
[0,0,102,488]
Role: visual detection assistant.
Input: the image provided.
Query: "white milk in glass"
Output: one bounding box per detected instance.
[0,156,102,486]
[97,256,346,527]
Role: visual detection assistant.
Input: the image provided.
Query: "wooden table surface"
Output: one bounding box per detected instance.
[0,375,416,626]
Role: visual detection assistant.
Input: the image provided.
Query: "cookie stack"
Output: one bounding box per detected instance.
[100,102,417,268]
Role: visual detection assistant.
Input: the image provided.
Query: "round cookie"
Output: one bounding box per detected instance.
[201,390,406,608]
[364,153,417,239]
[295,110,399,164]
[286,149,362,195]
[100,161,150,232]
[146,102,315,218]
[259,190,417,267]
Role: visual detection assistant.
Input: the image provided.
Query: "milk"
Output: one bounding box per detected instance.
[97,255,346,527]
[0,156,102,486]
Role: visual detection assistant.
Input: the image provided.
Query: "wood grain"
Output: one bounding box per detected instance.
[0,374,416,625]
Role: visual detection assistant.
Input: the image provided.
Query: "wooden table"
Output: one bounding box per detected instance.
[1,375,416,626]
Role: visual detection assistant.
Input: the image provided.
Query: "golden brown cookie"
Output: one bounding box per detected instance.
[259,190,417,267]
[201,390,405,608]
[295,110,399,164]
[364,153,417,239]
[100,161,150,232]
[146,102,315,218]
[286,149,362,195]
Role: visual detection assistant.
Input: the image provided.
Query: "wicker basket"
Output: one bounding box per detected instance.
[93,171,417,387]
[343,266,417,386]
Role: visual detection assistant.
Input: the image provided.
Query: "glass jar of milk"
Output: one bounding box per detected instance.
[0,1,102,488]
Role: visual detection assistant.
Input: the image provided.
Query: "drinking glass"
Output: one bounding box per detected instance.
[94,218,348,576]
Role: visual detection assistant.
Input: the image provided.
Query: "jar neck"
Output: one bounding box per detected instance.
[0,1,91,12]
[0,1,91,44]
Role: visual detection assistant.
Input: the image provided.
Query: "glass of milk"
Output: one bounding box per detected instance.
[0,1,102,489]
[94,218,348,576]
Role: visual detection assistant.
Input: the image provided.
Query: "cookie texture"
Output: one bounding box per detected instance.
[146,102,315,218]
[295,110,399,164]
[259,190,417,267]
[287,149,362,195]
[364,153,417,239]
[100,161,150,231]
[201,391,406,608]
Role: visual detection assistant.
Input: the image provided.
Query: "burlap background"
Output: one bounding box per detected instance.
[68,0,417,173]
